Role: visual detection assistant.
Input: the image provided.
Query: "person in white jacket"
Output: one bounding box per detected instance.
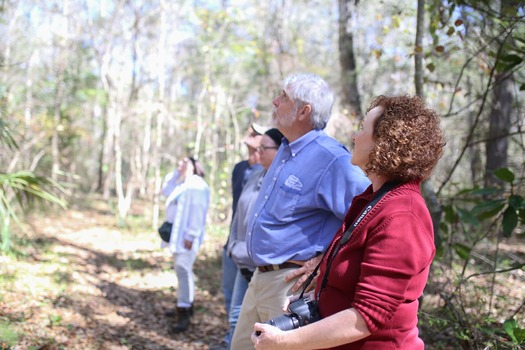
[161,156,210,334]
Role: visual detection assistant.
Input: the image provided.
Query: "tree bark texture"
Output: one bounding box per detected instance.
[338,0,362,118]
[484,72,513,188]
[414,0,425,98]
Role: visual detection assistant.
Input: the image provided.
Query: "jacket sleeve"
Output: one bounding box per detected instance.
[182,187,209,242]
[230,239,253,268]
[227,209,253,267]
[161,170,180,197]
[352,210,435,332]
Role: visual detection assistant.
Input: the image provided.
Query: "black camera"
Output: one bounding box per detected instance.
[264,297,320,332]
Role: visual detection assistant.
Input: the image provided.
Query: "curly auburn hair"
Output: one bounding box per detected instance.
[365,95,445,182]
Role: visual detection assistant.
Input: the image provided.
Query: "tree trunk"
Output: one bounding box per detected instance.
[95,101,107,193]
[414,0,442,246]
[484,72,513,188]
[51,72,64,182]
[152,0,167,229]
[414,0,425,98]
[467,77,483,186]
[113,105,129,222]
[138,111,152,198]
[100,61,116,201]
[484,0,517,189]
[51,0,71,182]
[338,0,362,118]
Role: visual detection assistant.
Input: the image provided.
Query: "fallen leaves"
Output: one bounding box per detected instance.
[1,204,228,349]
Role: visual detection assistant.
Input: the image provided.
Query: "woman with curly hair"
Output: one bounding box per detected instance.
[251,95,446,349]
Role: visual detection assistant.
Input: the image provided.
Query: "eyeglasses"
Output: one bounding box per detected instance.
[257,145,278,152]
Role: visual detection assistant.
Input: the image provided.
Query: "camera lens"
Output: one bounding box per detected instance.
[261,298,319,333]
[267,314,300,331]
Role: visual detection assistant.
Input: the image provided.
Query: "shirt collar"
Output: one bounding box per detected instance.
[282,129,324,157]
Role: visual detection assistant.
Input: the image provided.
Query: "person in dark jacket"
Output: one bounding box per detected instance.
[225,128,284,349]
[215,123,266,349]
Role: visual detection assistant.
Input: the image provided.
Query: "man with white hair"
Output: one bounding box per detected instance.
[231,73,370,349]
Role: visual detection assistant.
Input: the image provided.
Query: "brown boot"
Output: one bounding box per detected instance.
[170,306,193,334]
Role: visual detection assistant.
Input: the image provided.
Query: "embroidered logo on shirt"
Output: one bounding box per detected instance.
[284,175,303,191]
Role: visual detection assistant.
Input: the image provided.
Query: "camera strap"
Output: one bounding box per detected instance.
[299,181,399,301]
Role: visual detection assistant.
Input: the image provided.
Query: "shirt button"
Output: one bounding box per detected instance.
[292,153,296,157]
[264,195,268,199]
[273,177,277,181]
[254,213,258,217]
[282,159,285,163]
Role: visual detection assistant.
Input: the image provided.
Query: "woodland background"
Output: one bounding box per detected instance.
[0,0,524,349]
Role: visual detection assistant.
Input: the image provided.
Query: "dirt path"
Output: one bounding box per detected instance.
[2,198,524,349]
[1,199,228,350]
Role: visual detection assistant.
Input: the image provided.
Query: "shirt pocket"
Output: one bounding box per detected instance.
[270,185,301,222]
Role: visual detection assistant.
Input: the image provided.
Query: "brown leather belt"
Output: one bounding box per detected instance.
[257,262,302,273]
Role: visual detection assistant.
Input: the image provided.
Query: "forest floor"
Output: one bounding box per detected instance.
[1,196,229,350]
[1,195,524,349]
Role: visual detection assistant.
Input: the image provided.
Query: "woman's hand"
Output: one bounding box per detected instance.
[282,294,299,312]
[251,322,286,350]
[282,291,315,312]
[183,239,193,250]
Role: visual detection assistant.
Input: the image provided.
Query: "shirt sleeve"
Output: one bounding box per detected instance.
[352,211,435,332]
[317,155,370,220]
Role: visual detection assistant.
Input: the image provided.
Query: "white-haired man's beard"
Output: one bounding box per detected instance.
[272,106,298,130]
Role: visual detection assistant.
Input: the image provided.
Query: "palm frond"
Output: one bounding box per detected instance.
[0,118,18,151]
[0,171,67,209]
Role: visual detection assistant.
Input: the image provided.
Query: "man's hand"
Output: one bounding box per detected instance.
[283,255,323,293]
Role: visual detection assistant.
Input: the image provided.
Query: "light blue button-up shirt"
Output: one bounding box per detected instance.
[246,129,370,266]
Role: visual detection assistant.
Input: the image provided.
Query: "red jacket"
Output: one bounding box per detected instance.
[315,181,435,349]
